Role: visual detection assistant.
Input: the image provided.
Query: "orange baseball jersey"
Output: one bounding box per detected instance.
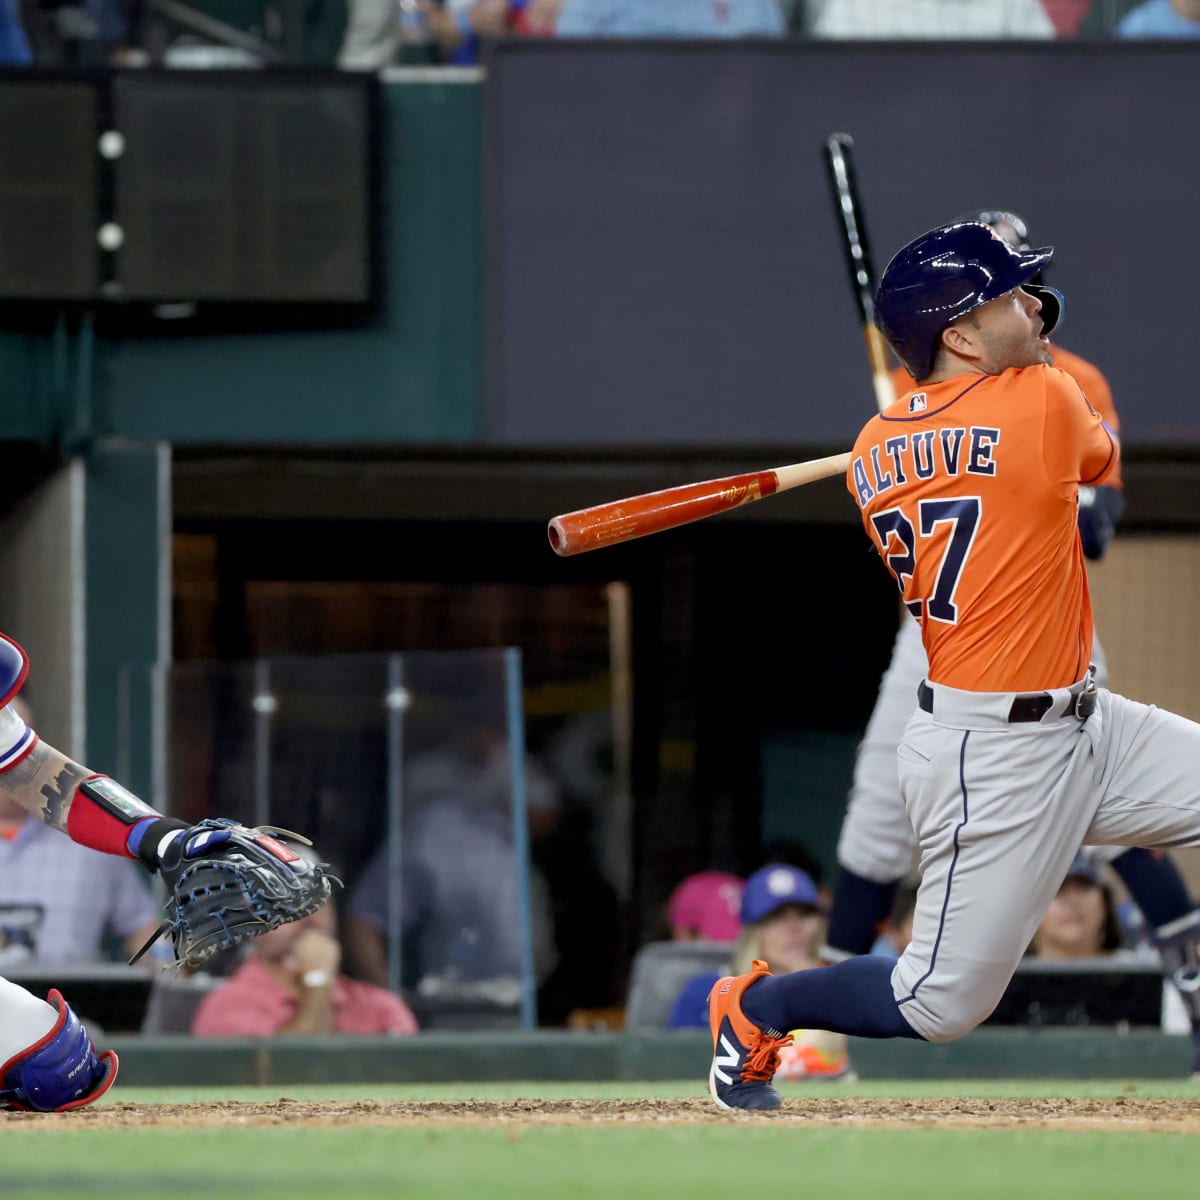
[850,366,1120,693]
[889,343,1121,488]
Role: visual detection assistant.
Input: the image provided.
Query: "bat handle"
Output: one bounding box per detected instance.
[872,373,896,414]
[865,326,896,413]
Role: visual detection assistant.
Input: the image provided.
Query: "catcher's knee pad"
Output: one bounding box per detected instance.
[0,989,119,1112]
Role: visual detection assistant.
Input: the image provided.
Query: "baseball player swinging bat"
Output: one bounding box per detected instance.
[546,452,851,557]
[823,132,896,415]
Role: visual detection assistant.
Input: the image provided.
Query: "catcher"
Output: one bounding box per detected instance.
[0,633,337,1113]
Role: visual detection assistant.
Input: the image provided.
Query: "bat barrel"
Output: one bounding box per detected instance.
[546,518,576,556]
[547,470,782,557]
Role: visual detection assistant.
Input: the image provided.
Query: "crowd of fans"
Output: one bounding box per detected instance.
[2,0,1197,70]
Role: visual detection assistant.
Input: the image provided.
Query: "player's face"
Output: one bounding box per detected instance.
[947,287,1052,375]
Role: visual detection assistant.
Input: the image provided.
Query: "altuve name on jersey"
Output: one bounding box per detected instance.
[851,425,1001,509]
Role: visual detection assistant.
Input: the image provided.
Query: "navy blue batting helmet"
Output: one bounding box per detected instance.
[874,222,1063,379]
[955,209,1033,251]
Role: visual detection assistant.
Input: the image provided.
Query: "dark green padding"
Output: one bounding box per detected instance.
[103,1029,1197,1087]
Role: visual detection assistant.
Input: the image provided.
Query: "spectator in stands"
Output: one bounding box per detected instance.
[804,0,1056,37]
[339,0,558,70]
[423,1,510,63]
[1019,853,1200,1036]
[1039,0,1102,37]
[666,864,854,1079]
[1117,0,1200,36]
[191,902,419,1036]
[666,870,743,942]
[1028,853,1123,960]
[758,837,831,907]
[667,864,826,1029]
[512,0,565,33]
[554,0,785,36]
[0,0,32,63]
[425,0,562,63]
[76,0,144,65]
[0,697,168,969]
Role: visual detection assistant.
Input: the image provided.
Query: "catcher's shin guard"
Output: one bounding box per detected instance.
[0,990,118,1113]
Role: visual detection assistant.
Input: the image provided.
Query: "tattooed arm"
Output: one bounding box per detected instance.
[0,741,89,832]
[0,639,185,865]
[0,736,187,866]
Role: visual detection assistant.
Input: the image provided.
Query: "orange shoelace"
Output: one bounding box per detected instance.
[741,1032,794,1082]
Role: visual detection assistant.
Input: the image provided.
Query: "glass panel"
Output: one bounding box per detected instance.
[121,647,537,1030]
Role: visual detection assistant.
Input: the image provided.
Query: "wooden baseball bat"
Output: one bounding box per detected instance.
[824,132,896,415]
[547,451,852,557]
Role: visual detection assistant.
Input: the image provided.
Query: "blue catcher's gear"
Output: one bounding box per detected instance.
[875,222,1063,379]
[0,990,119,1112]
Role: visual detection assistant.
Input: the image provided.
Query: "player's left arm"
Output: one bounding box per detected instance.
[1052,355,1125,560]
[0,739,91,833]
[1042,368,1122,526]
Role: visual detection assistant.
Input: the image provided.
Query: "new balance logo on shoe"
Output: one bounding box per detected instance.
[707,959,792,1113]
[712,1034,740,1086]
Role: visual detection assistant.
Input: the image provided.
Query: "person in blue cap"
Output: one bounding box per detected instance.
[667,864,855,1080]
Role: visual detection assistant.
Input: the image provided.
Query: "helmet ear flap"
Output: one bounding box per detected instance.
[1025,284,1064,337]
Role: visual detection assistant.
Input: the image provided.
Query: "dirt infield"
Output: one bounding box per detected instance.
[8,1096,1200,1132]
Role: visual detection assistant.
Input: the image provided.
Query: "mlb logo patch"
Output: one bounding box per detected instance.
[908,392,928,413]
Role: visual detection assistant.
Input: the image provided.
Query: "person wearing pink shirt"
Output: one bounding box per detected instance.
[191,905,418,1037]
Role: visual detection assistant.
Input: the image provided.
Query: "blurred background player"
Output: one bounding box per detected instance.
[822,208,1200,1075]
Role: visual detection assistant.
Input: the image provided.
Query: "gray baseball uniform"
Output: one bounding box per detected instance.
[837,614,1124,885]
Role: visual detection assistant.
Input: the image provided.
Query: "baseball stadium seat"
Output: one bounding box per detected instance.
[623,940,732,1032]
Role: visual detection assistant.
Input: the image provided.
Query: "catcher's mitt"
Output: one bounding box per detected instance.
[132,819,340,968]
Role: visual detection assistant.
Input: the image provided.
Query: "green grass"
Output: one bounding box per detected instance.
[4,1083,1199,1200]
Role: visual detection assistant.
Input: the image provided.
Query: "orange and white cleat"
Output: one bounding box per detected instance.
[707,960,793,1111]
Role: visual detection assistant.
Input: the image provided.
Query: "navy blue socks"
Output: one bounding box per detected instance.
[741,955,923,1039]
